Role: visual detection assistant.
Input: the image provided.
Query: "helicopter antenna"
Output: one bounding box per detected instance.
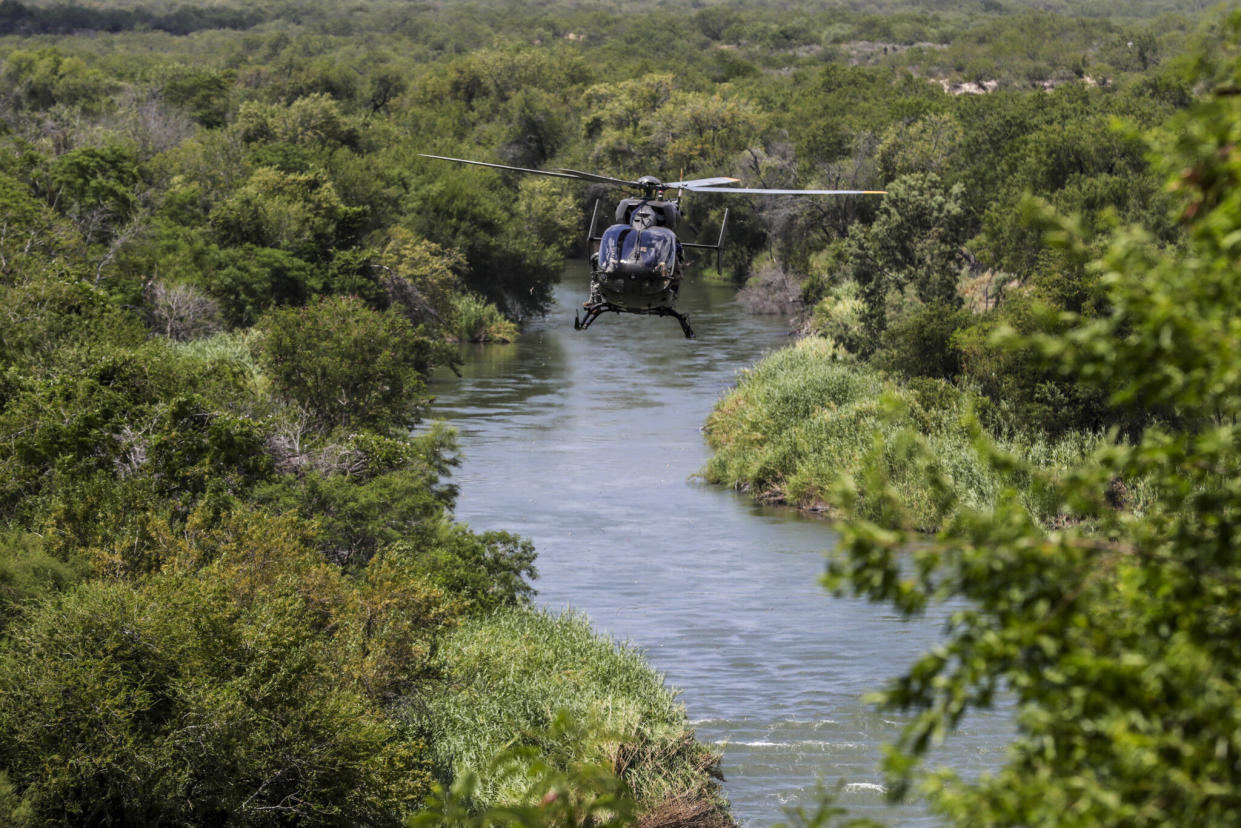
[585,198,602,252]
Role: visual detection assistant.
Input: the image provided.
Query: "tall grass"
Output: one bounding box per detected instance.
[703,337,1118,530]
[449,294,518,343]
[425,608,730,825]
[0,531,85,633]
[168,330,269,400]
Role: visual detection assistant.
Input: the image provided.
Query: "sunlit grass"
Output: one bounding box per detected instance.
[702,337,1127,530]
[425,608,729,821]
[168,330,270,398]
[449,294,518,343]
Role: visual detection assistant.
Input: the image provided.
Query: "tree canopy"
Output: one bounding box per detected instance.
[0,0,1233,824]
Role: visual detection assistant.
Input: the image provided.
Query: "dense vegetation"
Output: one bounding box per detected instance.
[0,1,768,823]
[809,25,1241,826]
[0,0,1232,824]
[698,3,1241,827]
[701,4,1212,509]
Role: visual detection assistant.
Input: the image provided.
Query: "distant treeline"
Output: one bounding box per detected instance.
[0,0,261,35]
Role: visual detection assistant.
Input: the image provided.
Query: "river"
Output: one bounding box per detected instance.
[428,261,1009,826]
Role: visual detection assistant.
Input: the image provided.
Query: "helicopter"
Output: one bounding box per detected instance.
[419,153,885,339]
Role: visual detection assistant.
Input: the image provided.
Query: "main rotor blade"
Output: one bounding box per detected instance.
[419,154,887,195]
[552,168,642,188]
[667,176,741,189]
[418,154,580,181]
[686,185,887,195]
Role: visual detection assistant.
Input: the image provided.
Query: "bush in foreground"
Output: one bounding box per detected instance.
[823,22,1241,825]
[0,542,441,825]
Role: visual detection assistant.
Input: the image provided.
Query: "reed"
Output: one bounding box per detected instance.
[168,330,270,399]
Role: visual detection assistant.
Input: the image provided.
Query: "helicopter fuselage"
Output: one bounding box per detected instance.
[578,195,698,337]
[592,222,681,307]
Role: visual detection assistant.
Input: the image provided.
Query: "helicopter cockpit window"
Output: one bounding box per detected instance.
[631,204,658,228]
[597,225,677,275]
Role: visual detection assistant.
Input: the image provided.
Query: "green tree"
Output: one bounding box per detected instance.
[235,94,361,151]
[46,144,141,247]
[256,296,453,434]
[392,524,537,613]
[586,83,764,176]
[825,16,1241,824]
[656,91,765,173]
[0,47,111,111]
[160,65,234,128]
[255,469,449,567]
[209,165,363,260]
[0,172,78,274]
[201,244,319,326]
[582,74,674,141]
[875,112,964,181]
[844,172,970,349]
[367,66,407,115]
[789,64,940,168]
[872,301,971,380]
[375,226,466,325]
[404,165,563,318]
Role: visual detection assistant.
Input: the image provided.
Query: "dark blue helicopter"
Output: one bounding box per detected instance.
[419,154,885,338]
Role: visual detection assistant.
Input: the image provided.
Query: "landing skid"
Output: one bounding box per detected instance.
[575,302,695,339]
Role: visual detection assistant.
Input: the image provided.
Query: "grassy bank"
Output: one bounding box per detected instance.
[701,337,1140,530]
[427,609,731,828]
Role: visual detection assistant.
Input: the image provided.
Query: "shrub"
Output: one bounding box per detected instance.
[0,569,434,824]
[201,244,319,327]
[703,338,1105,529]
[388,523,536,612]
[0,770,32,827]
[806,281,867,353]
[254,467,450,566]
[256,296,455,433]
[0,531,84,633]
[872,300,972,380]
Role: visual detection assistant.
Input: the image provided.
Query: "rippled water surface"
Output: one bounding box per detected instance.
[429,262,1009,825]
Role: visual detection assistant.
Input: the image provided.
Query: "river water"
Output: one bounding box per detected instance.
[428,262,1009,826]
